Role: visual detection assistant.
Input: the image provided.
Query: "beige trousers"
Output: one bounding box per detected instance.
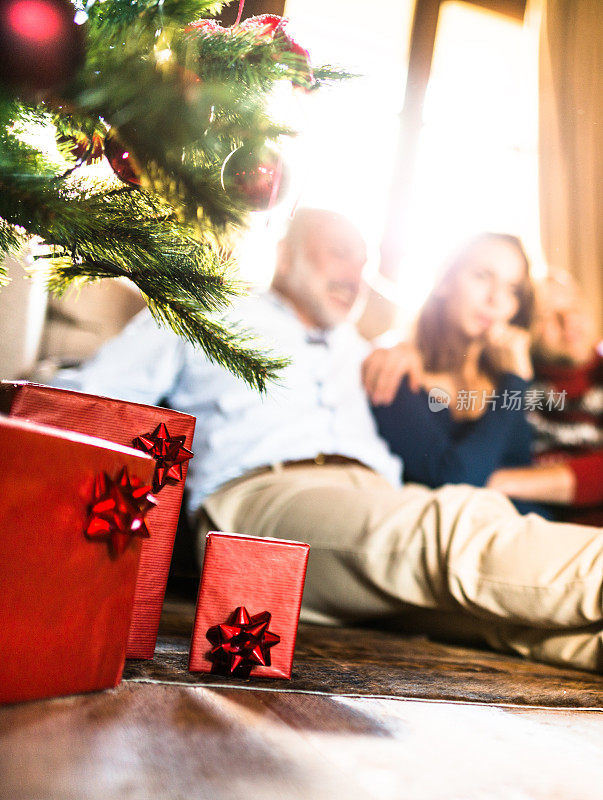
[202,464,603,673]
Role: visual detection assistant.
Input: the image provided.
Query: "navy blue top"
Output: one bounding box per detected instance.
[372,373,533,489]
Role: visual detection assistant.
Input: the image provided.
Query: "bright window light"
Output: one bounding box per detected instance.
[234,0,414,287]
[397,1,544,316]
[233,0,544,317]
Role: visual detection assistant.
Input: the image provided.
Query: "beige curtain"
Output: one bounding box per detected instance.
[539,0,603,335]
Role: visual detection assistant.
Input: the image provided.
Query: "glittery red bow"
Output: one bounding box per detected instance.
[241,14,314,84]
[85,468,157,556]
[186,14,314,89]
[132,423,193,493]
[206,606,281,675]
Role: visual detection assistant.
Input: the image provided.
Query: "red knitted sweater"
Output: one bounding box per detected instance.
[531,350,602,513]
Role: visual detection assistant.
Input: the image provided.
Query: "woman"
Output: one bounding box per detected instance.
[367,233,536,492]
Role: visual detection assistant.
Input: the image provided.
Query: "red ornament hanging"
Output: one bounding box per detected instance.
[85,468,157,556]
[132,422,194,494]
[104,131,142,187]
[0,0,85,94]
[221,143,288,211]
[206,606,280,675]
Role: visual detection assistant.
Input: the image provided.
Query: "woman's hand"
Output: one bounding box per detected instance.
[487,463,576,504]
[485,324,533,381]
[362,341,424,406]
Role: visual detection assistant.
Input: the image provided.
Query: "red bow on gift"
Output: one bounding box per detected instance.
[86,468,157,556]
[132,423,193,493]
[206,606,280,674]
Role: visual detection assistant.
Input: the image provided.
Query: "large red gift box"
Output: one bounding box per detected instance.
[0,415,156,704]
[0,381,196,659]
[189,532,310,679]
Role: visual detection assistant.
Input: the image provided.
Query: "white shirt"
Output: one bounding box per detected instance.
[55,291,402,513]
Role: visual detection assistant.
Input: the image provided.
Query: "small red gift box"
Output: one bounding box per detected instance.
[0,415,156,704]
[0,381,196,659]
[189,532,310,679]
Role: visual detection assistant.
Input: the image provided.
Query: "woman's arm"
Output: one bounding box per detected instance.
[488,452,603,506]
[487,463,575,504]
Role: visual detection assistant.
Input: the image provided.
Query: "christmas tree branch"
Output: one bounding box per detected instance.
[0,220,23,282]
[144,296,288,393]
[180,25,311,89]
[46,255,288,392]
[2,177,235,310]
[86,0,225,32]
[69,46,294,228]
[0,0,353,390]
[0,156,291,386]
[311,66,358,87]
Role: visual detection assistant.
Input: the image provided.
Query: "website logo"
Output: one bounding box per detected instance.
[428,387,451,412]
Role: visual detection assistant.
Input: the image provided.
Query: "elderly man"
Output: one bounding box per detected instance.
[56,209,603,673]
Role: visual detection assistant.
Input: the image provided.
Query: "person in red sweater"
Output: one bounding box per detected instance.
[487,273,602,524]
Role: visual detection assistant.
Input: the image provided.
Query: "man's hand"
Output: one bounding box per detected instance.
[362,341,423,406]
[485,324,533,381]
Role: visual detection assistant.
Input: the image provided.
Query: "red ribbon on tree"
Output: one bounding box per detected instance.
[85,468,157,556]
[132,422,193,494]
[206,606,280,675]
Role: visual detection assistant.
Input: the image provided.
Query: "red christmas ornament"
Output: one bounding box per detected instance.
[206,606,280,675]
[132,422,194,494]
[221,144,287,211]
[0,0,84,93]
[104,131,142,187]
[85,467,157,556]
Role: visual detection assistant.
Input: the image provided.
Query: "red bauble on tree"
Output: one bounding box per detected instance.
[221,143,288,211]
[104,131,142,187]
[0,0,84,93]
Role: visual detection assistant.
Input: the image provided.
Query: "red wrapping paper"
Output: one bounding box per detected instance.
[0,381,196,659]
[0,416,156,704]
[189,532,310,679]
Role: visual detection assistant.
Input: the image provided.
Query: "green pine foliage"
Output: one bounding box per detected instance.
[0,0,349,390]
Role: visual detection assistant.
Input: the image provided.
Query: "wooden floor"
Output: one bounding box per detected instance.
[1,595,602,799]
[1,683,603,799]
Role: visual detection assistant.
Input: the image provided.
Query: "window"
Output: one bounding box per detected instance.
[235,0,414,287]
[399,1,543,313]
[236,0,543,311]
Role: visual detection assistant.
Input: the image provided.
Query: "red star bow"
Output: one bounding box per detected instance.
[132,423,193,493]
[186,13,314,90]
[86,468,157,556]
[206,606,281,675]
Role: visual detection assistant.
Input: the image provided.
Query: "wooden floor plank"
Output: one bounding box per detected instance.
[1,683,602,800]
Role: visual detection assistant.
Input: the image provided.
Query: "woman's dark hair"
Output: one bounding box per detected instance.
[415,233,534,378]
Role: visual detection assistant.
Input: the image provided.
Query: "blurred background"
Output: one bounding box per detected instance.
[1,0,601,378]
